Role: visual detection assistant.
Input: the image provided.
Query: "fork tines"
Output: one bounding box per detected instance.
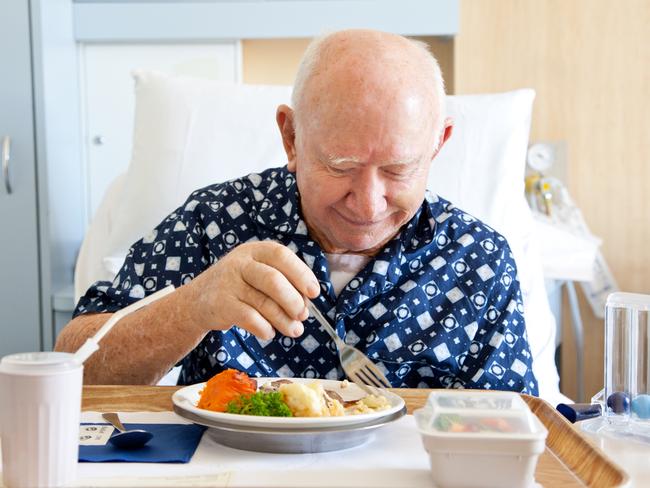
[347,359,391,398]
[358,364,391,388]
[348,374,378,396]
[348,371,387,397]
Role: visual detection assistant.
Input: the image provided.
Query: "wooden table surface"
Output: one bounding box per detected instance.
[82,386,627,487]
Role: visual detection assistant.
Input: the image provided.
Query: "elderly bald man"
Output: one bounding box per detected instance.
[56,29,538,395]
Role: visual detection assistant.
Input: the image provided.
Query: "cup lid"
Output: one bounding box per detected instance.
[606,292,650,311]
[0,352,80,374]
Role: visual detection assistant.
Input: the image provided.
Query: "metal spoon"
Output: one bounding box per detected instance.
[102,412,153,448]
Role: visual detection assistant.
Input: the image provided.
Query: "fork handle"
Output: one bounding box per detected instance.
[102,412,126,432]
[306,302,345,347]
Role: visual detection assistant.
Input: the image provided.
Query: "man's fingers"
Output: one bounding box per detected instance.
[255,244,320,298]
[233,301,277,341]
[206,241,316,339]
[239,287,304,338]
[241,260,308,321]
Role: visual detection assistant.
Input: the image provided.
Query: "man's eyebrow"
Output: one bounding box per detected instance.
[324,155,419,166]
[381,157,420,166]
[325,155,362,165]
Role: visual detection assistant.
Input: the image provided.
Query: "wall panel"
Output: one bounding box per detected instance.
[454,0,650,400]
[243,37,454,89]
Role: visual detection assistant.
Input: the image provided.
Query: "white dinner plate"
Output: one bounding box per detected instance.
[172,377,405,430]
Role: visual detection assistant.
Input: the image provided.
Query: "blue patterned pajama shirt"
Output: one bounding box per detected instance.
[74,166,538,395]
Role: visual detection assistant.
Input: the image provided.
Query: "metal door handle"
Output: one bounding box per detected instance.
[2,136,11,194]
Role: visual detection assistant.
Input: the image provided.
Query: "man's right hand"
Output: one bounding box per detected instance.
[188,241,321,340]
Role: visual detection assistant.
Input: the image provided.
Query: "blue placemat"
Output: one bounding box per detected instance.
[79,423,206,463]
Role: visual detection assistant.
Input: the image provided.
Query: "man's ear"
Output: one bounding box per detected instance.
[276,104,297,172]
[431,117,454,160]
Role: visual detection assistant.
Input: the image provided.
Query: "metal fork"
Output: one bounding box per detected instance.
[306,301,391,395]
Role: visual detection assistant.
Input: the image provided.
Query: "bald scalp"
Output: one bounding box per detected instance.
[291,29,446,139]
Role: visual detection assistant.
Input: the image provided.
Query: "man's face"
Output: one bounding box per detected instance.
[281,95,440,255]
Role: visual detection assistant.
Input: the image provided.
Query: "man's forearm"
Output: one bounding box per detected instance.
[54,284,207,384]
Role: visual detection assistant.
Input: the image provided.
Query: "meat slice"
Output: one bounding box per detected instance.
[326,389,365,407]
[259,379,294,392]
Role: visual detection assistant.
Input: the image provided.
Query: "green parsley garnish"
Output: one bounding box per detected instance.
[434,413,463,431]
[226,391,293,417]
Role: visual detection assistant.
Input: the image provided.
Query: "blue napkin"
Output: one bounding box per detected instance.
[79,423,206,463]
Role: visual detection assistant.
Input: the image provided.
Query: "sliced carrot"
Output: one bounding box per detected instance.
[197,369,257,412]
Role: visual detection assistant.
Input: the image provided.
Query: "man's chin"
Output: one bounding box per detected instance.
[328,234,389,255]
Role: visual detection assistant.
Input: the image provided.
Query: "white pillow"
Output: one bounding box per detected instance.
[78,71,563,402]
[106,71,293,257]
[429,90,535,259]
[109,73,535,261]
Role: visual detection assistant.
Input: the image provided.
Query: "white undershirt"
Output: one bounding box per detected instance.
[324,253,371,297]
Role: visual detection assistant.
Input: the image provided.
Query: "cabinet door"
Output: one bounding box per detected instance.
[80,42,239,220]
[0,0,42,355]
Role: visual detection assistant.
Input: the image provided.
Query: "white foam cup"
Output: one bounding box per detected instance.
[0,352,83,487]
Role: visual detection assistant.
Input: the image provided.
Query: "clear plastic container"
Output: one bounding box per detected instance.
[603,293,650,425]
[414,390,547,488]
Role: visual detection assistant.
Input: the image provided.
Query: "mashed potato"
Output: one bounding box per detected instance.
[345,394,391,414]
[279,382,345,417]
[278,381,391,417]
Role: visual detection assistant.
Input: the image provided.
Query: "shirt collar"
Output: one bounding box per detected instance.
[252,166,438,313]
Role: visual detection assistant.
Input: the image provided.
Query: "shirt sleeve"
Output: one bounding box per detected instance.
[455,244,540,395]
[73,194,211,318]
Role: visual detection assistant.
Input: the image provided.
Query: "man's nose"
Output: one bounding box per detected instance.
[345,170,388,221]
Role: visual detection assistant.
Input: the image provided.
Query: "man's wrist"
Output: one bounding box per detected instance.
[174,277,215,337]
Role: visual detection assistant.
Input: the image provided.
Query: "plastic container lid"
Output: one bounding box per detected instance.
[416,391,544,438]
[0,352,80,375]
[606,292,650,311]
[425,390,528,412]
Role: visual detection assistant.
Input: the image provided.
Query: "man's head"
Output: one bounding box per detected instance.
[277,29,453,255]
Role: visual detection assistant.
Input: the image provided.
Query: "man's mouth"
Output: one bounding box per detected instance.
[334,209,384,227]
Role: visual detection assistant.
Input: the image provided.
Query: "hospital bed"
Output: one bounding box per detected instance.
[73,71,565,404]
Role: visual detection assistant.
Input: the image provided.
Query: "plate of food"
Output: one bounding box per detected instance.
[171,369,406,430]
